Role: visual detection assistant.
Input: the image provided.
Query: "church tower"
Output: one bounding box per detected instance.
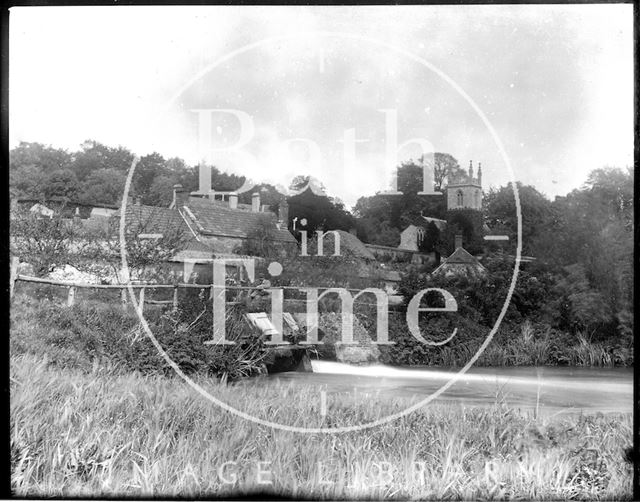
[447,161,483,211]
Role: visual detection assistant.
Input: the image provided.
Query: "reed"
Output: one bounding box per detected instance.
[10,353,632,499]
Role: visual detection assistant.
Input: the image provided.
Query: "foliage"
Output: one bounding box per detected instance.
[10,293,266,381]
[235,214,290,260]
[287,184,356,236]
[79,208,188,283]
[9,140,247,208]
[11,205,87,276]
[353,159,449,244]
[78,168,127,205]
[441,208,484,255]
[11,352,633,498]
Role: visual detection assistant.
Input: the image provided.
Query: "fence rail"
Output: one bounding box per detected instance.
[9,257,401,312]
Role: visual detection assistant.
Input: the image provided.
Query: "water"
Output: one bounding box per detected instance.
[270,361,633,415]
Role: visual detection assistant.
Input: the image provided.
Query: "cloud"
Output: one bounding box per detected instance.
[10,5,633,207]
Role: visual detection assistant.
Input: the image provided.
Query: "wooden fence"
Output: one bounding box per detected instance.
[9,257,386,314]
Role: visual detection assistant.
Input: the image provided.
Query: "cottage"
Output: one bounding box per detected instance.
[431,235,486,280]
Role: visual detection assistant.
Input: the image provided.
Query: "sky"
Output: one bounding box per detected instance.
[9,5,633,207]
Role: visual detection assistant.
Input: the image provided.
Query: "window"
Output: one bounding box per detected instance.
[474,190,480,206]
[457,190,464,207]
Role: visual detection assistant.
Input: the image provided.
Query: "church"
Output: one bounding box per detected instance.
[398,160,487,277]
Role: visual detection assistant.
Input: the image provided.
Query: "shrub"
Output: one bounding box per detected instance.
[11,292,267,380]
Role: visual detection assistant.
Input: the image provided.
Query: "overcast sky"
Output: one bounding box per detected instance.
[10,5,633,207]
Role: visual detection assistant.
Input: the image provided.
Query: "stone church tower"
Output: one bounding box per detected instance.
[447,161,483,211]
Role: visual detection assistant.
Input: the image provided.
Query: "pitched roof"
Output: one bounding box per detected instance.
[316,230,376,260]
[443,246,480,265]
[116,204,189,236]
[431,245,487,278]
[184,198,296,243]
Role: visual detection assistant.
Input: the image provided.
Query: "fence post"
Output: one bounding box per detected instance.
[67,286,76,307]
[10,257,19,299]
[137,287,145,316]
[121,287,127,308]
[173,286,179,312]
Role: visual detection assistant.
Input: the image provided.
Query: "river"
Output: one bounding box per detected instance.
[270,361,633,415]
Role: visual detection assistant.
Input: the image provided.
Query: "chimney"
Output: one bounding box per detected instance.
[229,192,238,210]
[468,160,473,180]
[198,163,211,195]
[454,234,463,249]
[251,192,260,212]
[172,184,188,209]
[278,199,289,226]
[477,162,482,186]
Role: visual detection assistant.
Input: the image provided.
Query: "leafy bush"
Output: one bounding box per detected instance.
[11,293,267,380]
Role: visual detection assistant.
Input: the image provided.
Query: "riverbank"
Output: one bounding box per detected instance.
[10,353,633,499]
[10,291,633,383]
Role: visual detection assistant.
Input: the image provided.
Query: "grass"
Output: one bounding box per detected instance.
[11,353,633,499]
[9,291,634,498]
[453,321,632,368]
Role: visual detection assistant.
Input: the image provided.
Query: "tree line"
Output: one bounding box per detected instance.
[10,140,633,346]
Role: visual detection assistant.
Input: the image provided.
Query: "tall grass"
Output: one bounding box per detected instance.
[10,354,633,499]
[476,321,629,367]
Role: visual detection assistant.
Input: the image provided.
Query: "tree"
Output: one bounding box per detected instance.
[132,152,167,203]
[421,221,441,253]
[44,169,80,199]
[10,142,73,198]
[484,182,555,257]
[287,184,356,236]
[146,175,178,207]
[427,152,465,191]
[71,140,134,181]
[80,208,188,283]
[10,164,48,199]
[10,142,72,172]
[78,168,127,205]
[288,175,326,193]
[11,206,85,276]
[238,183,285,212]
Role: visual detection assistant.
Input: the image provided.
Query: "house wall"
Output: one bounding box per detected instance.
[199,235,245,254]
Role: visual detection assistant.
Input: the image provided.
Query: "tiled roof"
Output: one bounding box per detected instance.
[182,239,214,252]
[185,198,296,243]
[431,245,486,278]
[317,230,376,260]
[444,246,481,265]
[116,205,189,236]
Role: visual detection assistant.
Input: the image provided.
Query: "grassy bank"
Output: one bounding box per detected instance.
[10,290,632,380]
[10,353,633,499]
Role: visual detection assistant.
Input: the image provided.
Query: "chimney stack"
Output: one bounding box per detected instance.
[199,163,211,195]
[477,162,482,186]
[251,192,260,212]
[468,160,473,180]
[454,234,463,250]
[278,199,289,227]
[172,184,188,209]
[229,192,238,210]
